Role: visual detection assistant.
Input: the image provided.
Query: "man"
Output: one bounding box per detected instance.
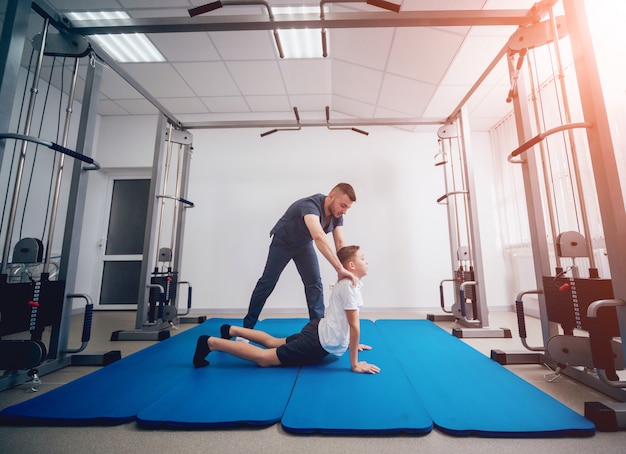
[193,245,380,374]
[243,183,357,329]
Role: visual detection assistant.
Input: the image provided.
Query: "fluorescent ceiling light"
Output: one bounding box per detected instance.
[66,11,165,63]
[274,7,326,59]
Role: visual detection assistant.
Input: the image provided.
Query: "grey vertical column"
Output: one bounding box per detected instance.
[0,0,31,171]
[56,56,103,353]
[563,0,626,354]
[169,129,193,278]
[454,108,510,338]
[508,54,557,344]
[458,110,486,327]
[135,114,169,330]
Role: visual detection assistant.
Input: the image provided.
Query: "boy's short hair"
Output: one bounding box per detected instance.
[331,183,356,202]
[337,245,360,267]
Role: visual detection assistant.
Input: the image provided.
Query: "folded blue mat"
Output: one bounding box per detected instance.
[281,319,433,434]
[137,318,305,428]
[375,319,596,437]
[0,318,241,425]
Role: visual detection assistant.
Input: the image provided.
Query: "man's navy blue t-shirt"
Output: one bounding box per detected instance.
[270,193,344,248]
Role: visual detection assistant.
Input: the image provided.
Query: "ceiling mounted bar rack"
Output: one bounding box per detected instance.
[63,10,540,35]
[325,106,369,135]
[259,107,372,137]
[319,0,400,57]
[188,1,285,57]
[260,107,302,137]
[35,0,553,132]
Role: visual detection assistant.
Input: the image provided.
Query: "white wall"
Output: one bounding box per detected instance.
[79,117,511,317]
[71,115,155,302]
[0,68,512,318]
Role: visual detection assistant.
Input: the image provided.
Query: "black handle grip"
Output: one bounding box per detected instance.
[49,142,94,164]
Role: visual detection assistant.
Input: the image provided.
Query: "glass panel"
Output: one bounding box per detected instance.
[99,260,142,305]
[105,179,150,255]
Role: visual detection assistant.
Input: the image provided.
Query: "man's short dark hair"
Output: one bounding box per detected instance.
[331,183,356,202]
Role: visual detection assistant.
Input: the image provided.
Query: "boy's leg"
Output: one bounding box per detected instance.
[226,325,286,348]
[193,335,211,368]
[208,337,281,367]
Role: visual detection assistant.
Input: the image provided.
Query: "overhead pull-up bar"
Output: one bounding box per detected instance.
[325,106,369,135]
[259,107,370,137]
[260,107,302,137]
[319,0,400,56]
[188,0,285,58]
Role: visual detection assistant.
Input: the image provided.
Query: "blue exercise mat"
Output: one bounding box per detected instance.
[375,320,596,437]
[281,319,433,434]
[0,318,241,425]
[137,318,305,428]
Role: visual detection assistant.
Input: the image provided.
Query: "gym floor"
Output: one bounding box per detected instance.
[1,310,625,454]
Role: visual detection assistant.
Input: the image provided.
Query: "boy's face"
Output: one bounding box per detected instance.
[351,250,368,278]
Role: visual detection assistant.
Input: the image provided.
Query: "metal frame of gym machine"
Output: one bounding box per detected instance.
[490,0,626,430]
[21,2,202,343]
[427,117,511,339]
[110,116,201,342]
[0,1,119,392]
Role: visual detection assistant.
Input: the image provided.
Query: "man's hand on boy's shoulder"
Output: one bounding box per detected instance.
[358,344,372,351]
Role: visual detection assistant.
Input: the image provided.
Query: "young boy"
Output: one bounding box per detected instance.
[193,245,380,374]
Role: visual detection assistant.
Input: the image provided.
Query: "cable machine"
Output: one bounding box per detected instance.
[111,116,201,342]
[490,0,626,430]
[428,119,511,339]
[0,14,118,392]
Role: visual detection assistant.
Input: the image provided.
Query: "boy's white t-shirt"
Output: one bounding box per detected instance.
[317,278,364,356]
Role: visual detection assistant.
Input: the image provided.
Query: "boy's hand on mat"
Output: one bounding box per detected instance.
[352,361,381,374]
[358,344,372,351]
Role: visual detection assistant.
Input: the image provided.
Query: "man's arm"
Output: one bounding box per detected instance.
[304,214,356,284]
[332,225,346,251]
[346,309,380,374]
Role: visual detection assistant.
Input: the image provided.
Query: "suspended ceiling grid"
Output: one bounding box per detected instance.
[26,0,543,132]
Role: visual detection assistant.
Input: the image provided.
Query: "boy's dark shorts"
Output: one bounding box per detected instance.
[276,318,329,366]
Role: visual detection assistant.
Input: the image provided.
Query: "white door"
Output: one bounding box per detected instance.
[95,173,150,310]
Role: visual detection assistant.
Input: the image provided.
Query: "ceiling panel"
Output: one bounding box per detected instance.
[114,98,158,115]
[387,27,467,84]
[332,60,384,106]
[289,94,333,116]
[246,95,291,112]
[202,96,250,113]
[159,96,210,114]
[148,32,220,62]
[378,73,435,116]
[173,61,240,97]
[279,59,331,94]
[422,84,471,118]
[121,63,196,98]
[227,61,286,96]
[98,68,143,100]
[210,30,278,60]
[330,28,395,71]
[97,99,133,115]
